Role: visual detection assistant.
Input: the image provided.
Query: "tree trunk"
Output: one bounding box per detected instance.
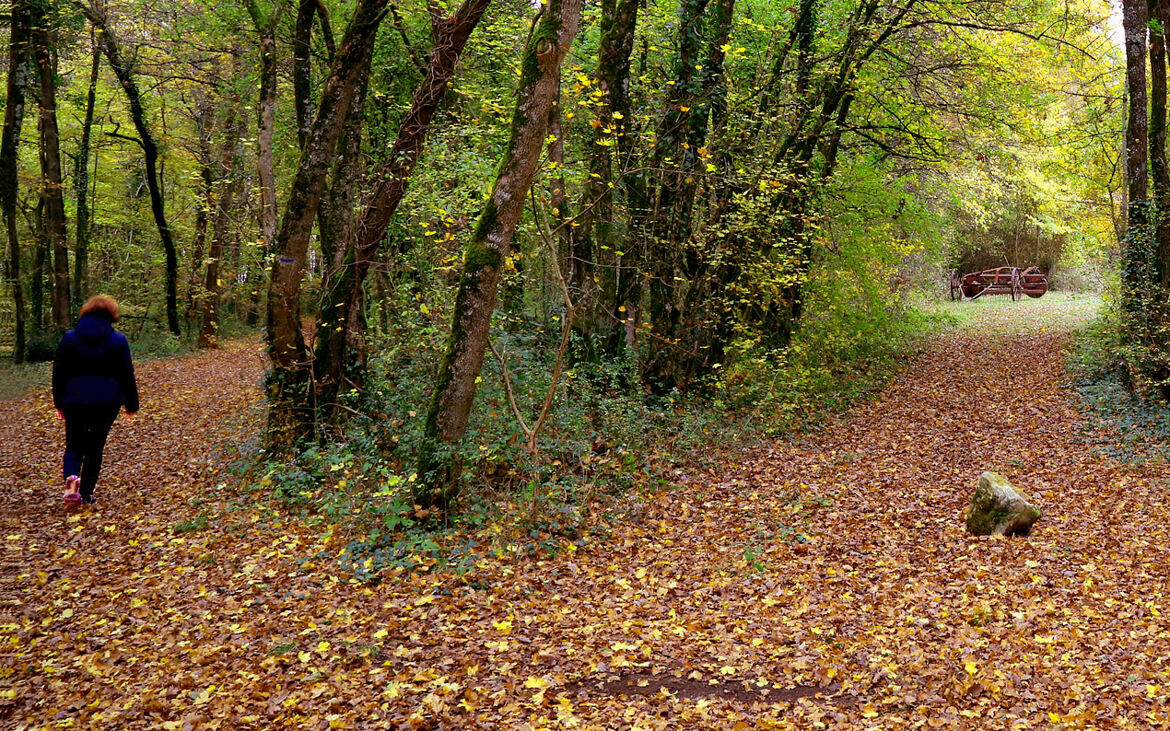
[294,0,317,150]
[198,106,246,348]
[264,0,389,450]
[1,0,31,362]
[31,198,46,329]
[1154,0,1170,286]
[313,61,370,418]
[246,0,280,261]
[73,31,100,313]
[187,105,214,320]
[81,1,182,335]
[313,0,492,414]
[30,7,70,332]
[1123,0,1152,320]
[583,0,638,350]
[641,0,735,392]
[415,0,584,509]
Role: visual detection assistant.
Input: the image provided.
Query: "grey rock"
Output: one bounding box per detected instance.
[966,471,1041,536]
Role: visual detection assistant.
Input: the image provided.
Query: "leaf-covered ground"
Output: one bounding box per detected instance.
[6,296,1170,729]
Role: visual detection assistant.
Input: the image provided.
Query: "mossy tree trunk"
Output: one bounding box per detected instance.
[1154,0,1170,288]
[81,0,182,336]
[1121,0,1154,345]
[186,103,214,320]
[264,0,388,452]
[72,32,100,314]
[198,104,246,349]
[580,0,639,352]
[313,0,492,417]
[414,0,584,510]
[30,4,71,332]
[641,0,735,392]
[2,0,31,363]
[1122,0,1170,393]
[245,0,281,262]
[313,60,370,420]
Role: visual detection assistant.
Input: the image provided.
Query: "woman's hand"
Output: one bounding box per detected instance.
[124,411,136,420]
[55,409,63,420]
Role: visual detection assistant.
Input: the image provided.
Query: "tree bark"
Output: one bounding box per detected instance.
[1123,0,1152,320]
[73,31,100,313]
[198,105,246,348]
[246,0,280,259]
[1153,0,1170,286]
[1,0,32,362]
[30,6,70,332]
[582,0,638,350]
[642,0,735,392]
[415,0,584,509]
[187,103,214,320]
[294,0,317,150]
[264,0,389,450]
[1126,0,1150,212]
[31,197,46,329]
[312,59,370,417]
[80,0,182,335]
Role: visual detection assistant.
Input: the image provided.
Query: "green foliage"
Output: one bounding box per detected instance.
[1069,301,1170,465]
[14,0,1125,537]
[172,513,210,534]
[22,332,59,363]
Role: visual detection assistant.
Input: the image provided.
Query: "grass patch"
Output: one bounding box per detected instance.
[173,514,210,535]
[0,360,50,401]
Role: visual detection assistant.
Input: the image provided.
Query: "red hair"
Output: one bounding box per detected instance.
[80,295,120,323]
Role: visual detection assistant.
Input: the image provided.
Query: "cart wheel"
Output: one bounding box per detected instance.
[949,270,961,301]
[1010,268,1022,302]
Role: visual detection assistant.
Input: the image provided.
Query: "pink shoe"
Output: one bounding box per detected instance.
[63,476,81,502]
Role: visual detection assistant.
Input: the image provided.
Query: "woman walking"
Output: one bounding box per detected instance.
[52,296,139,504]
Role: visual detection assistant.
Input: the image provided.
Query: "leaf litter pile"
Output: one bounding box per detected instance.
[6,297,1170,729]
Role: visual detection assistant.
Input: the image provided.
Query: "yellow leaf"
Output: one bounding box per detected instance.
[964,661,978,675]
[525,676,549,689]
[298,651,312,663]
[373,629,388,639]
[317,641,331,654]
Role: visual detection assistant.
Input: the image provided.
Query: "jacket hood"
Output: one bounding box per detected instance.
[75,315,116,342]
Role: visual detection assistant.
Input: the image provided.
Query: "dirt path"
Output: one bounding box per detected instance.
[6,299,1170,729]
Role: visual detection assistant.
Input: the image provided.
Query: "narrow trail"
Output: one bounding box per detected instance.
[5,298,1170,729]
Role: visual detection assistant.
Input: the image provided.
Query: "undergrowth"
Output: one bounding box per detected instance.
[1066,302,1170,465]
[235,285,952,580]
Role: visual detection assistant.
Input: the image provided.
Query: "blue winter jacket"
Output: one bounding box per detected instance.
[52,315,140,413]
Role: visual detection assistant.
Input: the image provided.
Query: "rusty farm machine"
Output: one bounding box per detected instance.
[949,266,1049,302]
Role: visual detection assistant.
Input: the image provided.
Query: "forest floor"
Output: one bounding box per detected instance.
[6,295,1170,730]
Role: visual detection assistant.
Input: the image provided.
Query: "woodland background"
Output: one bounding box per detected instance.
[0,0,1127,518]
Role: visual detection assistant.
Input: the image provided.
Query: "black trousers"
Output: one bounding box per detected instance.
[62,405,120,500]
